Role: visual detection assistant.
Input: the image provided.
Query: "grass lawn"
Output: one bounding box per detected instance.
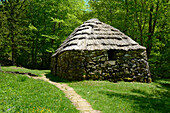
[1,66,169,113]
[0,72,78,113]
[1,66,50,77]
[68,79,170,113]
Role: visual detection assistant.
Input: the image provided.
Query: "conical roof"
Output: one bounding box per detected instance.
[53,18,145,56]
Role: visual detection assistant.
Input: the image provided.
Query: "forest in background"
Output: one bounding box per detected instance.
[0,0,169,79]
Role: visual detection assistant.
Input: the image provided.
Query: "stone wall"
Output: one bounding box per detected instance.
[54,51,85,80]
[51,49,151,83]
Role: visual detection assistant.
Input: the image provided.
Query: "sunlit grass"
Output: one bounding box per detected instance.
[1,66,169,113]
[0,72,78,113]
[1,66,50,77]
[68,80,170,113]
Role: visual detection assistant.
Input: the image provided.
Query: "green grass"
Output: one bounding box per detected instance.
[0,72,78,113]
[1,66,169,113]
[1,66,50,77]
[68,79,170,113]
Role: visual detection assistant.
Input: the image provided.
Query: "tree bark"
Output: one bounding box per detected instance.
[9,1,16,65]
[147,1,159,59]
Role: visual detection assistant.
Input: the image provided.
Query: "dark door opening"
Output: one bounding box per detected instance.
[108,50,116,60]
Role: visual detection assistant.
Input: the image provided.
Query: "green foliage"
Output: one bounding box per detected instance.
[0,0,29,65]
[68,80,170,113]
[28,24,38,31]
[149,42,170,79]
[0,72,78,113]
[0,0,86,69]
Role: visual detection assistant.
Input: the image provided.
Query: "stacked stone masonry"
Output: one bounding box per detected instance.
[52,50,151,83]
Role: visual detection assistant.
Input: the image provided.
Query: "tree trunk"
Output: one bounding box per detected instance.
[147,1,159,59]
[31,36,35,66]
[124,0,129,33]
[146,4,153,59]
[9,1,16,65]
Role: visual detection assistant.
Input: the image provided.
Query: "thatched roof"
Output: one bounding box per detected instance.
[52,18,145,56]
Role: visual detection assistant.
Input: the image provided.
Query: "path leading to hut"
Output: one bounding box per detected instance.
[32,75,101,113]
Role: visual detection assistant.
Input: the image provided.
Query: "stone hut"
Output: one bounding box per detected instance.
[51,19,151,82]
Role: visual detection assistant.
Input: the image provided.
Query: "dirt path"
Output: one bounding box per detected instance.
[31,75,101,113]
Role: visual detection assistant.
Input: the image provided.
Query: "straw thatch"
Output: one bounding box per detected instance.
[52,18,146,56]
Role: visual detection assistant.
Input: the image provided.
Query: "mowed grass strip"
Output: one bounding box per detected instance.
[1,66,50,77]
[0,72,78,113]
[68,80,170,113]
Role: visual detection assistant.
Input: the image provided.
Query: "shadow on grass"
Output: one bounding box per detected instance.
[44,72,68,83]
[44,72,78,83]
[99,80,170,113]
[154,79,170,89]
